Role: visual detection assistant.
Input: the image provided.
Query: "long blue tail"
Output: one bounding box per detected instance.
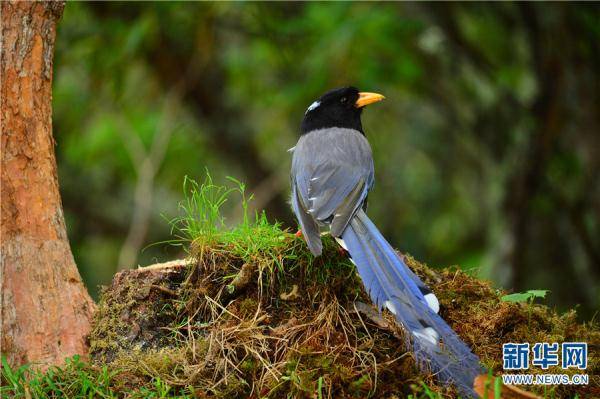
[341,209,483,398]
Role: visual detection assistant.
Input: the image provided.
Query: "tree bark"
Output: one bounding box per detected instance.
[1,1,95,367]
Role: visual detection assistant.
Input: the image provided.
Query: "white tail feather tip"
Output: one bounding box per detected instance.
[413,327,440,346]
[424,293,440,314]
[384,300,398,316]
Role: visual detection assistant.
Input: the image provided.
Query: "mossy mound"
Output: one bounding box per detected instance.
[88,234,599,398]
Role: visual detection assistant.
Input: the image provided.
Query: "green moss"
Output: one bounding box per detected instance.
[349,374,372,397]
[88,281,140,358]
[238,297,259,318]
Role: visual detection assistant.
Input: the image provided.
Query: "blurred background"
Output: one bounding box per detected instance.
[53,2,599,318]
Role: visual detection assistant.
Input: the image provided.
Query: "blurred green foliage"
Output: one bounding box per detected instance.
[53,3,599,317]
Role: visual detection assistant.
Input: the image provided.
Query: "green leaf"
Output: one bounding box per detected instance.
[500,292,533,303]
[527,289,549,299]
[501,289,549,303]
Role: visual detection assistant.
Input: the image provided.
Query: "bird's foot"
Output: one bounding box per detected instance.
[294,230,303,238]
[334,237,349,257]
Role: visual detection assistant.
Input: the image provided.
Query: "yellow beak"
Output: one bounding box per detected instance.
[355,92,385,108]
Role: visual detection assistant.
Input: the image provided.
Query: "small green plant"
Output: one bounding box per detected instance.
[419,382,443,399]
[164,172,354,291]
[167,173,239,247]
[478,370,502,399]
[167,173,289,265]
[501,289,549,326]
[501,289,549,304]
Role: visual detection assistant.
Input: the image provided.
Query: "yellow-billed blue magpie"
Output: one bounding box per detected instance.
[290,87,483,397]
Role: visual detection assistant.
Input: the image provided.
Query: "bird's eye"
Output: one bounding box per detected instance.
[340,97,348,104]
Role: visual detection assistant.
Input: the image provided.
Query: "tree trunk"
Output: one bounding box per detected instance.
[1,1,95,368]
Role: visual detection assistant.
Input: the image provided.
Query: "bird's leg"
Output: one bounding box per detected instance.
[334,237,349,257]
[295,230,303,238]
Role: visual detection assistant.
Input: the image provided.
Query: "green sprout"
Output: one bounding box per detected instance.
[501,289,550,326]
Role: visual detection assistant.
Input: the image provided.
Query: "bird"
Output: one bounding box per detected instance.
[289,87,483,397]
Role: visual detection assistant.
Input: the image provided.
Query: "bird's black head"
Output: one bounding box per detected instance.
[300,86,384,135]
